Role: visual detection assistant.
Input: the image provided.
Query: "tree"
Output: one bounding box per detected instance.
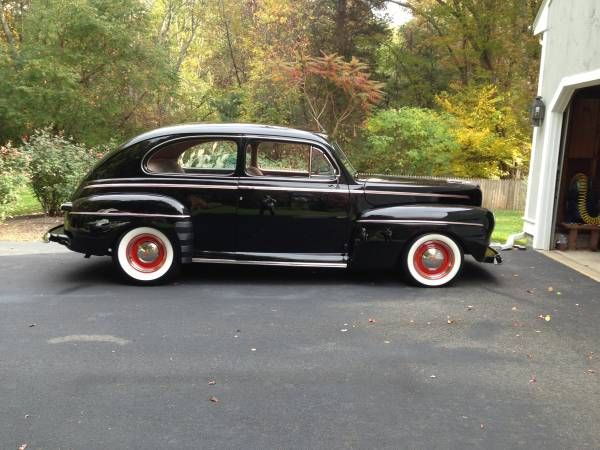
[436,84,529,178]
[358,107,457,175]
[385,0,542,123]
[0,0,173,145]
[281,53,384,139]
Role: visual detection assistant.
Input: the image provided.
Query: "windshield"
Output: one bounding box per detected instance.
[330,141,357,178]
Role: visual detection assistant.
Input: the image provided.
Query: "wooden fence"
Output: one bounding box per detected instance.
[360,174,527,211]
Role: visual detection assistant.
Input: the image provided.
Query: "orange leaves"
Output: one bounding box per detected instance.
[279,52,383,136]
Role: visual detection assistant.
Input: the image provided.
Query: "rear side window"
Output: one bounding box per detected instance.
[146,139,237,175]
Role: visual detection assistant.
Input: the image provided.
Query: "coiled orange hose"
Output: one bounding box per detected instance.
[573,173,600,225]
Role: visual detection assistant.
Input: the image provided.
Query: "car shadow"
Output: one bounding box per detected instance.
[53,254,501,289]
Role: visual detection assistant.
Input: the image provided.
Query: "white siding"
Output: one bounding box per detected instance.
[526,0,600,248]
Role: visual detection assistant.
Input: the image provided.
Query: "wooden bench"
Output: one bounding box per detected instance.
[561,223,600,251]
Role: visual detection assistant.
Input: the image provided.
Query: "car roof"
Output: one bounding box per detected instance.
[122,123,330,148]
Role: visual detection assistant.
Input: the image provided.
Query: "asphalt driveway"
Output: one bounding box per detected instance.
[1,248,599,449]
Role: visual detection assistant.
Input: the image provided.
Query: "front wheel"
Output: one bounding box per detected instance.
[403,233,463,287]
[113,226,180,285]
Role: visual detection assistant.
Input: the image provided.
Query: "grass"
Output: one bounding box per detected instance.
[5,186,43,217]
[492,210,524,243]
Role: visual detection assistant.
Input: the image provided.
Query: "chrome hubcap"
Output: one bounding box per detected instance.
[137,242,159,263]
[421,248,445,270]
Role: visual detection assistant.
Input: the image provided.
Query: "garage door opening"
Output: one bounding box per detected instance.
[553,86,600,255]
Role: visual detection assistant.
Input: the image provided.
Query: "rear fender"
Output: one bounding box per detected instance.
[64,193,193,261]
[350,204,494,269]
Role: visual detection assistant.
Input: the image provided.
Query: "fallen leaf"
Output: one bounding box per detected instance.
[209,396,219,403]
[208,380,216,385]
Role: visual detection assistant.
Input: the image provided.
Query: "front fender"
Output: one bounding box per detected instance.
[350,204,495,269]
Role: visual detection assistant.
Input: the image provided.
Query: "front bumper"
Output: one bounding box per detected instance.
[482,246,502,264]
[43,224,70,247]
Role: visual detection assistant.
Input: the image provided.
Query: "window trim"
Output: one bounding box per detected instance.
[142,135,241,178]
[241,136,340,182]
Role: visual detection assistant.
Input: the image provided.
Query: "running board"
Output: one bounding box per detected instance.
[191,258,348,268]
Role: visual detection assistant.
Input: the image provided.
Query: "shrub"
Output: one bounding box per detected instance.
[356,107,458,176]
[21,129,103,216]
[0,143,28,221]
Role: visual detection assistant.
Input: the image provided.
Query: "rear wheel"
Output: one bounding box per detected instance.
[113,227,179,284]
[403,233,463,287]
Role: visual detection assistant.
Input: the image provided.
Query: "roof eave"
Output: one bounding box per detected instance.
[533,0,551,35]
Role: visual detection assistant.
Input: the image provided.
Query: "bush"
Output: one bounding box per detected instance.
[22,129,103,216]
[356,107,458,176]
[0,143,28,221]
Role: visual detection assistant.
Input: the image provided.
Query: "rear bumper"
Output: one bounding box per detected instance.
[482,246,502,264]
[43,224,70,248]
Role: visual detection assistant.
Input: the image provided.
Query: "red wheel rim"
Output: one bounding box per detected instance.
[126,233,167,273]
[413,240,454,280]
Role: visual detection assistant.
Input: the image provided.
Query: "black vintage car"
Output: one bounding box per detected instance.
[45,123,501,286]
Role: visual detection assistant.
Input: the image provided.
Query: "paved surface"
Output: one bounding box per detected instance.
[1,249,599,449]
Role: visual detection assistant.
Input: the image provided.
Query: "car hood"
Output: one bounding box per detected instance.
[357,175,482,207]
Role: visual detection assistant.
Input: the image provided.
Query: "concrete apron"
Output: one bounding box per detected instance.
[541,250,600,283]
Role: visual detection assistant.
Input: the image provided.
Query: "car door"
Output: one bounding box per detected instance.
[236,137,351,261]
[145,136,240,253]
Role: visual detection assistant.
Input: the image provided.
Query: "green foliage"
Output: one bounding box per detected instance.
[0,0,542,182]
[21,129,106,216]
[358,107,458,176]
[4,186,42,218]
[0,143,28,221]
[0,0,173,146]
[436,84,529,178]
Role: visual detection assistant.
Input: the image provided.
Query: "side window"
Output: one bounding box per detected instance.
[310,147,335,177]
[147,139,237,175]
[245,141,335,178]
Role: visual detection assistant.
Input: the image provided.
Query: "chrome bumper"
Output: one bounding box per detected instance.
[482,246,502,264]
[43,224,70,247]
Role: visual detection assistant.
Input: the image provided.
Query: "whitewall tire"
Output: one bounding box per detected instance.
[114,227,178,284]
[403,233,463,287]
